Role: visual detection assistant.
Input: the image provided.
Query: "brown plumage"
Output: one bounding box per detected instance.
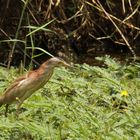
[0,57,70,116]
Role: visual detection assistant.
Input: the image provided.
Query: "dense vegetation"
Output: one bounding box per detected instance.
[0,56,139,139]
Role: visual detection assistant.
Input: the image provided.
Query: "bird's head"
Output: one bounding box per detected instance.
[41,57,71,70]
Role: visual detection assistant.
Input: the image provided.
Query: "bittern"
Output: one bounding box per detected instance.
[0,57,70,116]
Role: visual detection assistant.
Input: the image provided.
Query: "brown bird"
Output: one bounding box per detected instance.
[0,57,70,116]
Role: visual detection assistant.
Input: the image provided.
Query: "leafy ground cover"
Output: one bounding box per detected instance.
[0,56,140,140]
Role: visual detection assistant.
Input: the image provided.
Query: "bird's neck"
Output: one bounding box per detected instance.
[34,65,54,85]
[38,65,55,76]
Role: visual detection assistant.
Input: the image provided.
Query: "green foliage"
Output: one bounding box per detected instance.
[0,56,140,139]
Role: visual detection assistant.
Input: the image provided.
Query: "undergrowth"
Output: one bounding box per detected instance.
[0,56,140,139]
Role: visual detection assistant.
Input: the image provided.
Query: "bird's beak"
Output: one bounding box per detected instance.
[62,61,72,68]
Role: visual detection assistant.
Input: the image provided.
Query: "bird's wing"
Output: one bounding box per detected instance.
[3,74,27,94]
[13,74,27,83]
[3,70,39,93]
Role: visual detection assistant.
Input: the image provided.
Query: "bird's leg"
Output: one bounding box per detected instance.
[16,100,24,117]
[5,104,9,117]
[15,97,22,117]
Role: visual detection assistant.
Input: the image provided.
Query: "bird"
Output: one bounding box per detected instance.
[0,57,70,117]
